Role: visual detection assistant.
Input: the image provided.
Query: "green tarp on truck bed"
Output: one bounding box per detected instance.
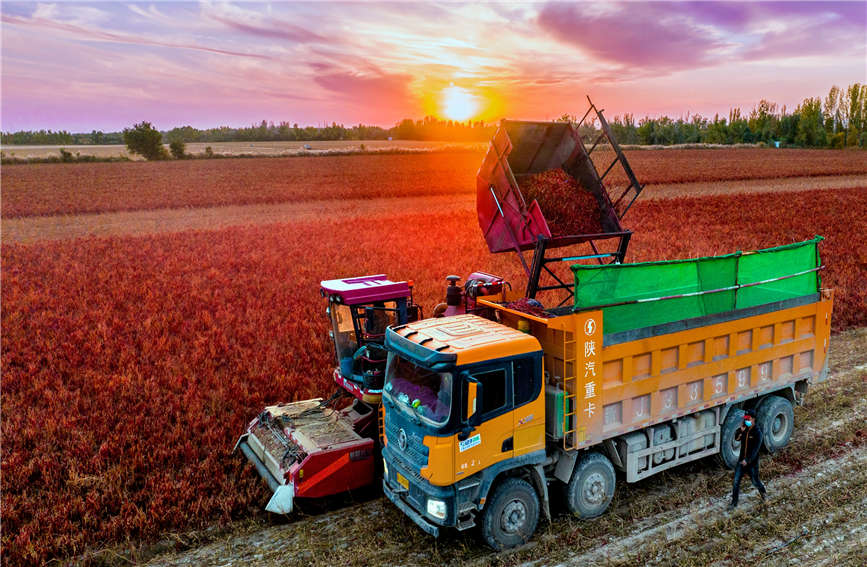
[572,237,823,335]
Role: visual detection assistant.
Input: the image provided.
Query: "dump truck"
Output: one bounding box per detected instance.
[381,238,832,549]
[234,275,420,513]
[381,105,833,549]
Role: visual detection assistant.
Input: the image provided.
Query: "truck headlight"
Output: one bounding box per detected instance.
[427,498,447,520]
[383,458,389,481]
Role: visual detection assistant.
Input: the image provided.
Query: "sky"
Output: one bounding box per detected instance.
[1,1,865,132]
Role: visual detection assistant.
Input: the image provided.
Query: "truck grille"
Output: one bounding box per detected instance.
[385,417,429,468]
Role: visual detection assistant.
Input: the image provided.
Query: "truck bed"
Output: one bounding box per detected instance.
[482,288,832,463]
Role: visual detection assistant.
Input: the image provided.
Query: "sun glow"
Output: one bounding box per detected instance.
[440,86,479,121]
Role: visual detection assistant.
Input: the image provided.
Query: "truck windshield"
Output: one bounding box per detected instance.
[384,353,452,426]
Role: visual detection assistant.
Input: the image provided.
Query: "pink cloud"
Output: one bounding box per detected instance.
[312,64,412,110]
[0,13,271,60]
[537,3,725,71]
[537,1,866,72]
[208,14,325,43]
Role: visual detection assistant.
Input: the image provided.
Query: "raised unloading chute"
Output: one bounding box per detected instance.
[476,97,645,302]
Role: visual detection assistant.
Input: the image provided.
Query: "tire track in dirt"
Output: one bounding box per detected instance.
[4,175,865,244]
[136,330,866,567]
[547,447,866,567]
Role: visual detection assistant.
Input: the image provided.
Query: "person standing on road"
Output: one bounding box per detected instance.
[730,408,768,509]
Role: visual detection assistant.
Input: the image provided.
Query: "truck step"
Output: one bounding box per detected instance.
[456,514,476,531]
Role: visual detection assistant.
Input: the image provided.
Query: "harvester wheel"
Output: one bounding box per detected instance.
[480,477,539,551]
[718,408,745,469]
[757,395,794,453]
[565,452,615,518]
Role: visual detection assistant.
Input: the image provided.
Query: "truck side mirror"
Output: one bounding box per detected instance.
[463,372,483,427]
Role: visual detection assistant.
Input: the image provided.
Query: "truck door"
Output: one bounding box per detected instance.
[512,355,545,457]
[455,365,514,480]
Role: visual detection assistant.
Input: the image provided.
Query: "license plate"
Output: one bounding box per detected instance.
[396,472,409,490]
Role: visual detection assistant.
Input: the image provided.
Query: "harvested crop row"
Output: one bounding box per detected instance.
[3,149,866,219]
[2,188,865,564]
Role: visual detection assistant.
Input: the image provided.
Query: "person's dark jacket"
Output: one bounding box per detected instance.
[735,424,763,465]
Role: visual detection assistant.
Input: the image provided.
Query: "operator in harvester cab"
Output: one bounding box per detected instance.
[364,301,391,339]
[729,408,768,509]
[351,301,391,390]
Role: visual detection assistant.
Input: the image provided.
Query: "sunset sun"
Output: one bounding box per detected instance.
[440,85,479,121]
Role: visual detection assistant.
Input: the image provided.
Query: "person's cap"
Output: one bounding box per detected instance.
[743,409,756,418]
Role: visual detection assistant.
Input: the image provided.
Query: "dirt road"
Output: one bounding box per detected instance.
[131,329,866,567]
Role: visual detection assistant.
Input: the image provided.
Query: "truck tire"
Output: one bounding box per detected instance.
[757,395,794,453]
[718,408,745,470]
[565,452,616,518]
[480,477,539,551]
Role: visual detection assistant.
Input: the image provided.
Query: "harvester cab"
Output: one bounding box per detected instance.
[321,274,421,404]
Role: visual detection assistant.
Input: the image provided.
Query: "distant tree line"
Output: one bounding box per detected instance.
[606,83,866,148]
[161,117,493,144]
[0,129,124,145]
[3,83,864,148]
[0,117,491,146]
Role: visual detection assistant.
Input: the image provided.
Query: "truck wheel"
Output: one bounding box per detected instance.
[480,477,539,551]
[566,452,616,518]
[718,408,745,470]
[757,395,794,453]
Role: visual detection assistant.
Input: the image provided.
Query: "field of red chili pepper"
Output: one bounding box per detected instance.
[1,153,866,565]
[2,148,865,218]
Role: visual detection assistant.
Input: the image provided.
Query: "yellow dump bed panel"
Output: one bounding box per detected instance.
[485,291,833,450]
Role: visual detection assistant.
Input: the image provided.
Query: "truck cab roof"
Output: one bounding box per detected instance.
[387,314,542,367]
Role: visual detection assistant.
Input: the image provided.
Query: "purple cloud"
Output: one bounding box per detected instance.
[680,1,866,36]
[0,13,271,60]
[538,1,866,71]
[537,3,726,71]
[736,2,867,60]
[209,14,325,43]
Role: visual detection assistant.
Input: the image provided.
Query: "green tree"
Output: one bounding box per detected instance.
[795,97,826,147]
[748,100,779,143]
[843,83,866,146]
[704,114,728,144]
[728,108,749,143]
[169,140,186,159]
[611,114,639,144]
[123,121,168,160]
[823,86,841,139]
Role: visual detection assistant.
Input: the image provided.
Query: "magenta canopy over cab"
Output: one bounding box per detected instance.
[320,274,412,305]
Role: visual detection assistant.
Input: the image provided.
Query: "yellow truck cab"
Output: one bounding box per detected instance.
[382,238,833,550]
[380,315,548,537]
